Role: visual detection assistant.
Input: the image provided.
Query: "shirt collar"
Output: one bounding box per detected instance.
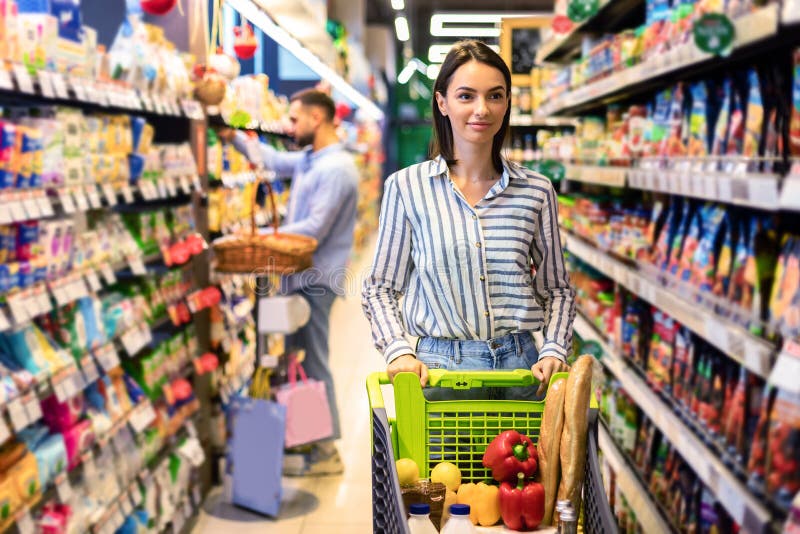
[427,154,522,186]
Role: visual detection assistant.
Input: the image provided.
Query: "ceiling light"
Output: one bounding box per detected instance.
[391,0,404,9]
[426,64,441,80]
[395,16,410,42]
[430,13,501,37]
[397,62,417,84]
[225,0,384,121]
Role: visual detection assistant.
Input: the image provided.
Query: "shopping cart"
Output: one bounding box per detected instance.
[367,369,616,533]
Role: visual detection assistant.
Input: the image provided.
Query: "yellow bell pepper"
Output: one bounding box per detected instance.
[456,481,501,526]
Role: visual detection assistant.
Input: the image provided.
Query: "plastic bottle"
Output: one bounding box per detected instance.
[440,504,477,534]
[560,507,578,534]
[408,503,438,534]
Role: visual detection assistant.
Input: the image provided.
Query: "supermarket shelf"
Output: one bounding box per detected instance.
[573,312,773,533]
[537,5,782,116]
[207,114,290,138]
[780,169,800,210]
[597,421,673,534]
[0,66,202,120]
[536,0,645,63]
[509,115,579,128]
[564,232,776,377]
[565,164,627,187]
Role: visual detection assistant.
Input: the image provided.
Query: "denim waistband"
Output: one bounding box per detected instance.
[417,331,534,358]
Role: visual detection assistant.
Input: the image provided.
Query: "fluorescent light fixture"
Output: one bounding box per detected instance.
[225,0,384,121]
[430,13,501,37]
[426,64,441,80]
[394,16,410,42]
[397,62,417,84]
[391,0,404,9]
[428,43,501,63]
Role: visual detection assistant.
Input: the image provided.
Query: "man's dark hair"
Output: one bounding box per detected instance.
[429,40,512,174]
[290,89,336,122]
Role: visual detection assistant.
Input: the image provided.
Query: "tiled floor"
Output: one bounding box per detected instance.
[193,242,386,534]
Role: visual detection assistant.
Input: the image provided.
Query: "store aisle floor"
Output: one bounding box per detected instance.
[193,241,385,534]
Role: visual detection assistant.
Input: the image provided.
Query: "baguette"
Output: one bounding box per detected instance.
[557,355,594,513]
[537,377,567,526]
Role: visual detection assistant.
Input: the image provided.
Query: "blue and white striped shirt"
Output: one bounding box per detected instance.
[362,155,576,364]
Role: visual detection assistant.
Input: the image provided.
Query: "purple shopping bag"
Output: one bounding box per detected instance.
[274,355,333,448]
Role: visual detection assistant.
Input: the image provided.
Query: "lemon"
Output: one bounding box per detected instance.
[431,462,462,492]
[396,458,419,486]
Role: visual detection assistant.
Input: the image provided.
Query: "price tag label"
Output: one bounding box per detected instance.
[704,316,731,355]
[22,195,40,219]
[100,263,117,285]
[86,184,102,209]
[129,256,147,276]
[52,372,69,403]
[36,193,54,217]
[7,294,29,325]
[121,185,135,204]
[140,92,152,111]
[81,354,100,384]
[9,197,27,222]
[179,176,192,194]
[165,176,178,197]
[0,200,9,224]
[55,473,73,502]
[0,67,12,90]
[769,340,800,394]
[102,184,118,206]
[58,190,76,214]
[7,397,28,431]
[38,70,55,98]
[36,289,51,315]
[12,64,34,93]
[0,416,10,445]
[128,401,156,433]
[50,281,69,307]
[72,188,89,212]
[85,270,102,293]
[23,392,41,422]
[716,475,746,525]
[156,179,168,199]
[51,72,68,99]
[121,328,146,356]
[96,345,120,372]
[15,508,35,534]
[69,76,87,101]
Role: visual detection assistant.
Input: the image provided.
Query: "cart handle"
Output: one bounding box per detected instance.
[367,369,546,411]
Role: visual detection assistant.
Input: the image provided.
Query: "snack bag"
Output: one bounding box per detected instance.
[747,386,776,495]
[667,200,692,276]
[677,205,705,282]
[687,81,709,156]
[671,327,694,407]
[690,205,726,291]
[743,68,765,158]
[768,235,800,338]
[710,77,732,156]
[651,201,676,269]
[765,389,800,508]
[712,215,734,305]
[647,309,677,393]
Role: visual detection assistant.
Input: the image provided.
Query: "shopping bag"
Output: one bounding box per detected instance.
[229,395,286,516]
[274,355,333,447]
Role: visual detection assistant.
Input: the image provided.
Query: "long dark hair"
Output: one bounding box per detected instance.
[429,40,511,174]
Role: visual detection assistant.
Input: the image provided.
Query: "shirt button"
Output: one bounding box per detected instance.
[480,275,485,281]
[484,311,490,317]
[476,242,481,248]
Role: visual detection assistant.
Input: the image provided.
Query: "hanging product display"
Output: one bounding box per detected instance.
[140,0,179,16]
[233,23,257,60]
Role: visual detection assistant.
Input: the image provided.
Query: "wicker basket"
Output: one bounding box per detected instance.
[213,170,317,274]
[194,76,227,106]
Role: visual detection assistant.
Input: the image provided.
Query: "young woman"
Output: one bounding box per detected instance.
[362,40,576,399]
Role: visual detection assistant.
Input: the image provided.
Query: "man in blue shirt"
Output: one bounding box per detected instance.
[219,89,359,475]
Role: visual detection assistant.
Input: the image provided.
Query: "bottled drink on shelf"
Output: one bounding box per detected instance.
[440,504,477,534]
[407,503,438,534]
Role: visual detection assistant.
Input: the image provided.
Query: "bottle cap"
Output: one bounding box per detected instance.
[560,508,577,521]
[409,503,430,515]
[450,504,470,516]
[556,499,573,510]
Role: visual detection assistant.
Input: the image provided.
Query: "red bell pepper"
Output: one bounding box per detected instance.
[499,473,545,531]
[482,430,538,482]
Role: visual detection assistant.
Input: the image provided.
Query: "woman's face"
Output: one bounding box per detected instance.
[435,60,509,151]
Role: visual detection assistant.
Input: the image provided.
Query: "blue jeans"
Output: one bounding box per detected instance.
[286,287,340,440]
[416,332,541,401]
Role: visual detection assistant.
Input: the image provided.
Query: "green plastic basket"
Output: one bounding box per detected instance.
[368,369,568,482]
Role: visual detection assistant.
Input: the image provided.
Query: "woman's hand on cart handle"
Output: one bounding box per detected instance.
[387,355,429,387]
[532,356,570,396]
